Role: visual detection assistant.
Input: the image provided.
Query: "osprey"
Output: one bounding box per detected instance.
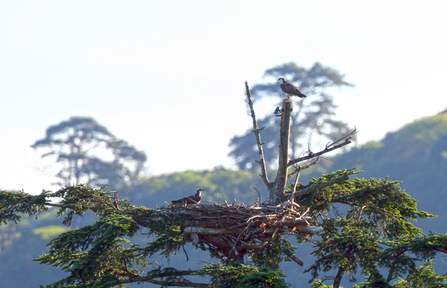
[171,188,203,206]
[277,77,307,98]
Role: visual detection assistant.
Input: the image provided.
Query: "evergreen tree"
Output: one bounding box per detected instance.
[1,83,446,287]
[1,173,446,287]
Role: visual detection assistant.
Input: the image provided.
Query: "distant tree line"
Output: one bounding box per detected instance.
[0,62,446,288]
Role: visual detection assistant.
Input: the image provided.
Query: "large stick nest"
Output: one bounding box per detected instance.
[139,201,322,261]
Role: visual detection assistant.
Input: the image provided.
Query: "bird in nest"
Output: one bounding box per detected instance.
[277,77,307,98]
[171,188,203,206]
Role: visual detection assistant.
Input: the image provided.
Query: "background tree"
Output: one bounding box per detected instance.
[2,109,447,287]
[1,82,445,288]
[31,116,147,190]
[230,62,355,171]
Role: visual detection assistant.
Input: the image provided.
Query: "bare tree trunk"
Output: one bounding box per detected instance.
[244,81,354,206]
[333,267,344,288]
[272,99,292,204]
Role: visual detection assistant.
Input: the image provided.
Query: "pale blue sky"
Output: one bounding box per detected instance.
[1,1,446,193]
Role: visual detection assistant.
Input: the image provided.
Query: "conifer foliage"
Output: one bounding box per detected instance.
[1,82,447,287]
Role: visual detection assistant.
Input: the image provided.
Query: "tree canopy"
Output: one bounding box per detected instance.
[31,116,147,190]
[1,170,446,287]
[1,76,446,287]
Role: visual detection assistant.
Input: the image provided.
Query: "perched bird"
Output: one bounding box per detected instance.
[277,77,307,98]
[274,106,282,117]
[171,188,203,206]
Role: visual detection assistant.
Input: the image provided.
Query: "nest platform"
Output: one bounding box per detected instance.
[140,202,322,262]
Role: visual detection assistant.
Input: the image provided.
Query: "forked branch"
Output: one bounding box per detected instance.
[288,156,320,178]
[288,128,357,167]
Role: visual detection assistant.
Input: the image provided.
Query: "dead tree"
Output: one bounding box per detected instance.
[137,81,356,266]
[244,81,355,205]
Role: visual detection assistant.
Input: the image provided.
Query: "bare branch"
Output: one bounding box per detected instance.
[284,172,301,211]
[245,81,272,191]
[288,156,320,177]
[253,186,261,205]
[292,173,350,199]
[288,129,356,167]
[288,255,304,266]
[326,127,357,149]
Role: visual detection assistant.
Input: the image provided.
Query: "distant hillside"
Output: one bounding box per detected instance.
[2,110,446,287]
[308,109,447,234]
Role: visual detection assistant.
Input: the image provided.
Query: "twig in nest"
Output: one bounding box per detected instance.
[253,186,262,206]
[287,172,301,210]
[152,203,323,265]
[299,207,310,219]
